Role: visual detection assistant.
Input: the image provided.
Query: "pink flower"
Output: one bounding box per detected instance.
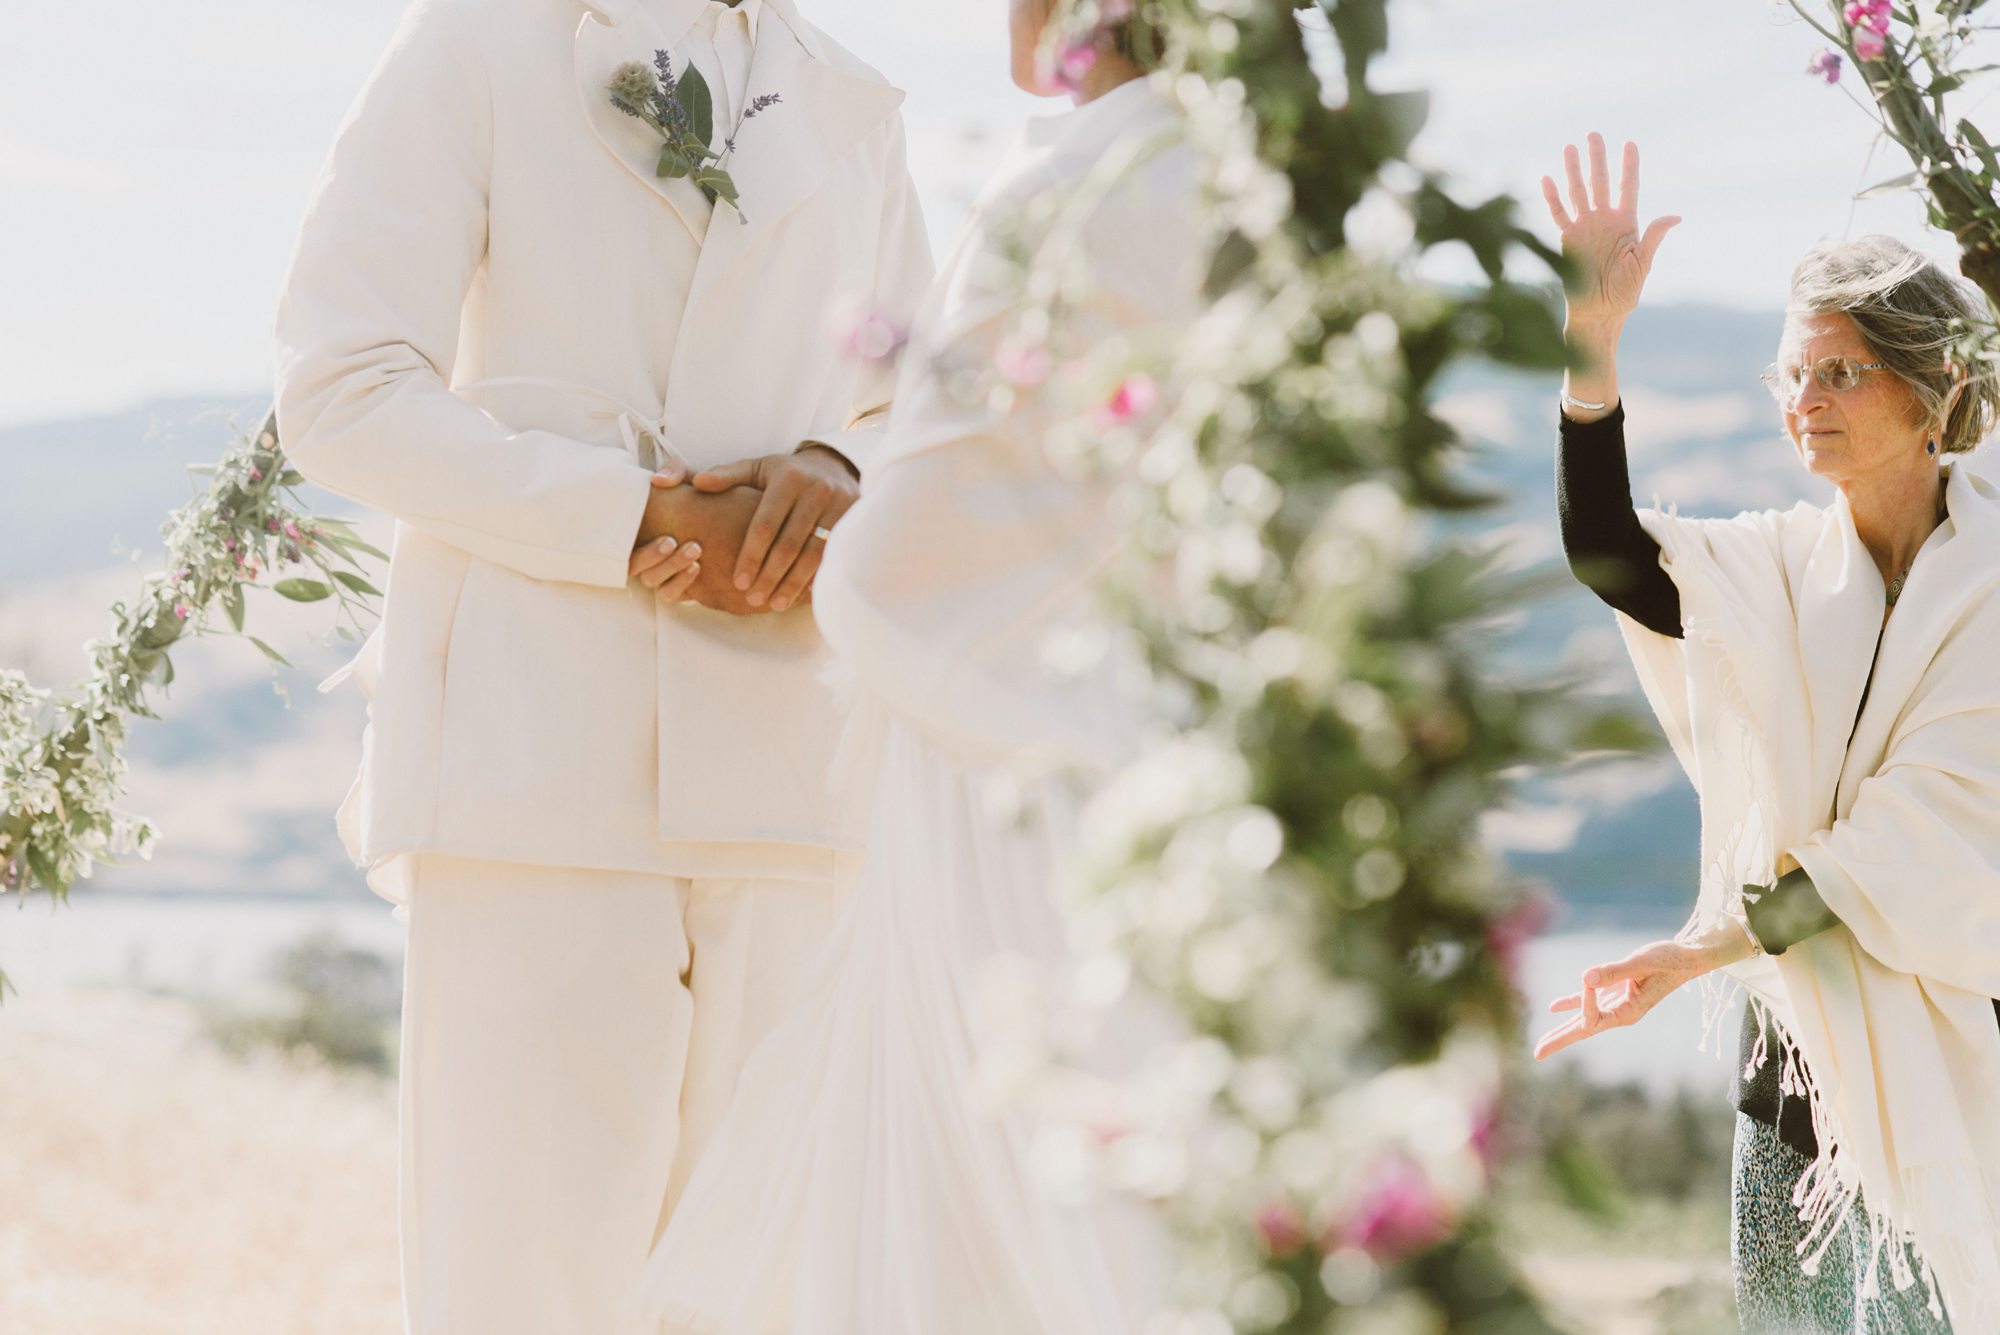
[173,603,192,620]
[1083,1110,1132,1147]
[265,518,280,533]
[1254,1200,1309,1258]
[838,311,908,364]
[1333,1155,1455,1265]
[1805,49,1843,84]
[1099,373,1159,426]
[996,339,1052,389]
[283,519,303,541]
[1469,1093,1505,1177]
[248,467,264,481]
[1854,27,1887,59]
[1844,0,1891,33]
[1058,42,1099,89]
[1037,37,1100,95]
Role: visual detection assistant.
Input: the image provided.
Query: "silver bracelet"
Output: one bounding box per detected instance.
[1560,390,1609,414]
[1723,905,1764,958]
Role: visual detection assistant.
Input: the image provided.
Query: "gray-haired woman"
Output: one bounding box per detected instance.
[1532,133,2000,1332]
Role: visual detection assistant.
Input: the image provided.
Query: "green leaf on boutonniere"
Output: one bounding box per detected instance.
[657,145,693,180]
[676,64,714,149]
[697,168,741,209]
[222,582,245,632]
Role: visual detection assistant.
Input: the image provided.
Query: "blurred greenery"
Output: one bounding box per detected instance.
[1496,1067,1738,1334]
[204,929,399,1075]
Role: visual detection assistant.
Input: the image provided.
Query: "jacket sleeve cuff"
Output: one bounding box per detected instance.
[796,421,883,482]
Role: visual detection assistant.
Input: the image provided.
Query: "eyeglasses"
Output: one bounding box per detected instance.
[1760,355,1889,406]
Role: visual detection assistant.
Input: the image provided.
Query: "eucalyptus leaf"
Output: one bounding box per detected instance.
[331,570,383,597]
[273,578,333,603]
[657,145,693,180]
[677,63,714,148]
[223,582,245,632]
[1857,170,1918,199]
[699,168,741,205]
[248,636,293,668]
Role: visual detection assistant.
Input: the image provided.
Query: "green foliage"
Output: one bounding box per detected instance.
[0,412,381,993]
[1012,1,1652,1329]
[206,930,401,1075]
[610,57,745,215]
[1789,0,2000,313]
[678,63,715,149]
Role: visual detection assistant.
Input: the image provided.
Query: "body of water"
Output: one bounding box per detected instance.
[0,892,1735,1096]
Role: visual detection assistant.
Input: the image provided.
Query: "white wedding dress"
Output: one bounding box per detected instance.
[635,79,1205,1335]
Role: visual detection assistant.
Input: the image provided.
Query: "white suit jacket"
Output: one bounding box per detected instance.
[272,0,934,891]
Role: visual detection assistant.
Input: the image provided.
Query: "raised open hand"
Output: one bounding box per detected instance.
[1540,133,1680,329]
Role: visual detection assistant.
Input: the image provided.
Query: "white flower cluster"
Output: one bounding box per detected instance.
[964,4,1578,1327]
[0,415,375,985]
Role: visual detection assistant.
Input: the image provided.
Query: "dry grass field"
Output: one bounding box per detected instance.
[0,988,400,1335]
[0,985,1731,1334]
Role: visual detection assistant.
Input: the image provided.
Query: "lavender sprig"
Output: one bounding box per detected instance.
[723,93,782,156]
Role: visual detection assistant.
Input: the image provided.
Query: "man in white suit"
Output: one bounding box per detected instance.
[270,0,931,1329]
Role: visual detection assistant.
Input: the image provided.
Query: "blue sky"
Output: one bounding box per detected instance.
[0,0,1970,428]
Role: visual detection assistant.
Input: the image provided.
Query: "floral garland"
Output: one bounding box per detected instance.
[986,2,1645,1329]
[0,411,380,993]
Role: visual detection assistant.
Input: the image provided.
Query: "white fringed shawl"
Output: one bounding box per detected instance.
[1616,455,2000,1325]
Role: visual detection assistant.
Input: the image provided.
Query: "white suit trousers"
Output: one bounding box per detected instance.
[396,851,847,1335]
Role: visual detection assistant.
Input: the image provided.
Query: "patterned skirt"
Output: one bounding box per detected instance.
[1731,1112,1953,1333]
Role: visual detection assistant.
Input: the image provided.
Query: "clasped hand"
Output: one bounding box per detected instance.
[627,444,859,614]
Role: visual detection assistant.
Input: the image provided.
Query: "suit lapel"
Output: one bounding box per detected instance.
[679,0,905,318]
[574,0,711,246]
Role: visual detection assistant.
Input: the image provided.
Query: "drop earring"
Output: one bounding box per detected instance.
[1927,439,1939,457]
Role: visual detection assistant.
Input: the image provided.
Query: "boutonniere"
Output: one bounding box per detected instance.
[609,51,781,223]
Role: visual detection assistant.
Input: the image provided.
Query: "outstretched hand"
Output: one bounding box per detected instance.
[1540,132,1680,329]
[689,445,859,612]
[1533,938,1712,1061]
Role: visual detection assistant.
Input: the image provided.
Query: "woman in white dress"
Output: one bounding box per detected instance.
[636,5,1203,1333]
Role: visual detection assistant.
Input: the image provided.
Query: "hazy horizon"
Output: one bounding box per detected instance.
[0,0,1967,429]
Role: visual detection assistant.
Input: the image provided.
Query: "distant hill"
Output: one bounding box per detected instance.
[1,395,281,584]
[0,306,1835,919]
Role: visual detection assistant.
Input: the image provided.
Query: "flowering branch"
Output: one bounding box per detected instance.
[1792,0,2000,310]
[977,2,1649,1328]
[0,410,382,996]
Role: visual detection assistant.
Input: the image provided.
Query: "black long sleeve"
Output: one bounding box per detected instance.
[1555,402,1819,1152]
[1555,403,1684,640]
